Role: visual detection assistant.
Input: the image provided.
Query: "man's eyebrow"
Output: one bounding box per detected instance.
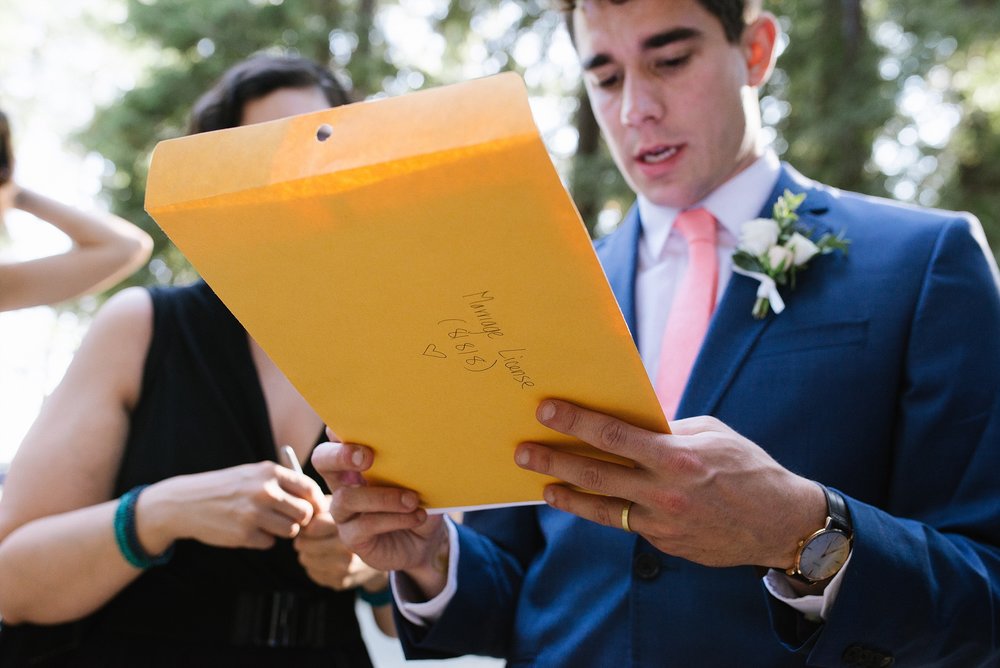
[582,54,612,71]
[581,27,702,71]
[643,27,700,50]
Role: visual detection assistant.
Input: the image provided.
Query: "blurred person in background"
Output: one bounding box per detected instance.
[0,109,152,312]
[0,55,394,667]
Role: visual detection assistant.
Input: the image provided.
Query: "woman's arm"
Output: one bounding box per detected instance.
[365,572,399,638]
[0,183,152,312]
[0,288,152,622]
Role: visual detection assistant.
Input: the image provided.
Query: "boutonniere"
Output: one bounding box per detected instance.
[732,189,850,319]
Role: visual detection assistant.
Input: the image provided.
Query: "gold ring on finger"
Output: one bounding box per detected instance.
[621,499,634,533]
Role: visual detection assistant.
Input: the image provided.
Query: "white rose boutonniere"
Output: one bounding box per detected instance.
[732,190,850,319]
[740,218,781,256]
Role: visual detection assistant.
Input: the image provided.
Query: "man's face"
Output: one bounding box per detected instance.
[573,0,768,208]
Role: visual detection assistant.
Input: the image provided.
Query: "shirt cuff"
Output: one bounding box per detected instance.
[391,516,460,627]
[763,552,852,623]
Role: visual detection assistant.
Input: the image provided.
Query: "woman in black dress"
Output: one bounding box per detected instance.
[0,55,393,667]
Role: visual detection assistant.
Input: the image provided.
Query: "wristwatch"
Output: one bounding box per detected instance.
[786,485,853,584]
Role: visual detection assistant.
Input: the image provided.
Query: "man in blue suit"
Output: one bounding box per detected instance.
[315,0,1000,665]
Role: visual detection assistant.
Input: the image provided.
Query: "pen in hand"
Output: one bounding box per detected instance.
[280,445,317,537]
[281,444,333,526]
[280,444,303,475]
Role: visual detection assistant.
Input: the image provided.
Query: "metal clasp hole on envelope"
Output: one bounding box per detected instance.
[316,124,333,142]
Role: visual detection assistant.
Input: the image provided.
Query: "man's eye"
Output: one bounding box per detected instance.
[657,54,691,69]
[595,73,620,89]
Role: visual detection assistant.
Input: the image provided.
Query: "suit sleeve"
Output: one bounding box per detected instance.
[396,505,543,659]
[768,217,1000,667]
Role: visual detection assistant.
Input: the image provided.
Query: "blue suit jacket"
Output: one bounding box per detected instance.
[398,166,1000,667]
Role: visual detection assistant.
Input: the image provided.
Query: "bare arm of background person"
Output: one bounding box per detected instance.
[0,181,152,312]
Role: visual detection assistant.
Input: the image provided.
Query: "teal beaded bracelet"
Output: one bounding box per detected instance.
[113,485,174,569]
[358,584,393,607]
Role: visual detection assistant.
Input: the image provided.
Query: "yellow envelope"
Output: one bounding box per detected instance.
[145,72,668,511]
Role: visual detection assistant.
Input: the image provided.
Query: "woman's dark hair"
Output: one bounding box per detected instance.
[0,110,13,185]
[188,55,352,134]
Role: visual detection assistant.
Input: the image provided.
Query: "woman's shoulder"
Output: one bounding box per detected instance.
[90,286,154,331]
[77,287,155,408]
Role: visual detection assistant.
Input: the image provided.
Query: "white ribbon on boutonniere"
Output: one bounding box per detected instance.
[732,190,850,319]
[731,264,786,315]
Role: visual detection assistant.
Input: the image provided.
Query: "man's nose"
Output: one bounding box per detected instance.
[620,73,664,127]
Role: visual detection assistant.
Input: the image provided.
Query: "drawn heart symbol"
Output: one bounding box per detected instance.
[422,344,447,359]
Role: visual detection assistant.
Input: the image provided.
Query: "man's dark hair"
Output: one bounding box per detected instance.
[189,54,352,134]
[0,110,12,185]
[554,0,762,43]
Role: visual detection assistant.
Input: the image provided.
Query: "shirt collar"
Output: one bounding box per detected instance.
[637,149,781,259]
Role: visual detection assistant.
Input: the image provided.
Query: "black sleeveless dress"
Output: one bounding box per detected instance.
[0,281,373,667]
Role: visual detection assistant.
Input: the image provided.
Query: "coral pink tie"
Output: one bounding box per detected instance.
[654,208,718,419]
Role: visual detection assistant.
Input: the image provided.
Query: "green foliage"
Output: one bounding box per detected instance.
[81,0,395,289]
[890,2,1000,256]
[767,0,895,195]
[770,0,998,261]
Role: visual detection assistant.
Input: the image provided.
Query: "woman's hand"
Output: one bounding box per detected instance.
[293,501,390,591]
[137,461,327,555]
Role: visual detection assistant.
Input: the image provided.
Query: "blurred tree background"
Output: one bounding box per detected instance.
[81,0,1000,293]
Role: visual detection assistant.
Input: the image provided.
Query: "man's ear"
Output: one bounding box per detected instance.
[742,13,779,87]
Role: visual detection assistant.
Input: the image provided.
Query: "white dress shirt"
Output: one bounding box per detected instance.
[394,149,848,626]
[635,149,777,379]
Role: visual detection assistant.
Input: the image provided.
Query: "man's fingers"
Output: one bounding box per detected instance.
[536,400,662,467]
[311,441,373,491]
[329,484,420,523]
[543,484,636,534]
[332,483,440,543]
[667,415,726,437]
[515,442,637,498]
[311,441,372,471]
[339,511,428,547]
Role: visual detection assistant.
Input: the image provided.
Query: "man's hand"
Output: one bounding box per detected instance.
[312,429,449,600]
[515,400,826,569]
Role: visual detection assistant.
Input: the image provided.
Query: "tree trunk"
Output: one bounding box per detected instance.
[571,88,602,235]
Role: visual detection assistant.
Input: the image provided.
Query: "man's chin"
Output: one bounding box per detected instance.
[635,183,701,210]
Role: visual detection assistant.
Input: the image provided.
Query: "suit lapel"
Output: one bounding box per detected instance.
[596,207,642,344]
[676,164,833,418]
[596,165,834,419]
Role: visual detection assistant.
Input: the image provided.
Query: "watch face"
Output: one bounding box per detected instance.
[798,530,851,581]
